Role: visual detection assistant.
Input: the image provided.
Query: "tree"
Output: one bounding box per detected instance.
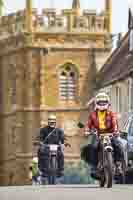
[0,0,3,16]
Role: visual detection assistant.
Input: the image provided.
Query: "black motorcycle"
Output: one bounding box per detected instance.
[39,143,63,185]
[37,130,70,185]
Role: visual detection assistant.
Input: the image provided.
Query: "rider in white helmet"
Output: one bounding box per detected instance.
[82,92,127,180]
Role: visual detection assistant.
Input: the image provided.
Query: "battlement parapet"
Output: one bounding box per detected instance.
[0,8,108,39]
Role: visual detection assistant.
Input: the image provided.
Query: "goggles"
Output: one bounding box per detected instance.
[96,100,109,106]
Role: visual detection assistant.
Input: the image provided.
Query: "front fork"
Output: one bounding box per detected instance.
[97,148,104,172]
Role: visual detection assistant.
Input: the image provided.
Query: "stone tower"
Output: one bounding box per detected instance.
[72,0,80,15]
[72,0,80,8]
[105,0,112,33]
[0,0,112,185]
[26,0,32,31]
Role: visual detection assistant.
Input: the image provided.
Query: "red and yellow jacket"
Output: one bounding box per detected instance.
[87,110,118,134]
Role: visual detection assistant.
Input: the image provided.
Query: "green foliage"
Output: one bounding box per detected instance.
[63,160,94,184]
[77,121,85,128]
[0,0,3,6]
[0,0,3,16]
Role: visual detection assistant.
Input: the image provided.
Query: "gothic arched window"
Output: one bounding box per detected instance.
[59,63,78,100]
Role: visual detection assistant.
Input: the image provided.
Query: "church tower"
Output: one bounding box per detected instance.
[0,0,112,185]
[72,0,80,16]
[105,0,112,33]
[72,0,81,27]
[26,0,32,31]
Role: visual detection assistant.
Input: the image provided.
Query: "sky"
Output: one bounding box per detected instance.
[2,0,129,34]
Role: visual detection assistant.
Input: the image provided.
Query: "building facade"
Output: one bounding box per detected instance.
[97,32,133,118]
[0,0,112,185]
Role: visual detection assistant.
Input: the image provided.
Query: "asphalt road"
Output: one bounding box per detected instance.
[0,185,133,200]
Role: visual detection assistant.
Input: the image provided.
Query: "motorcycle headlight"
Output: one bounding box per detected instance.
[103,136,110,143]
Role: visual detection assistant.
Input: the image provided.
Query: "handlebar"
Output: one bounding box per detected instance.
[40,142,62,146]
[99,133,113,137]
[86,130,118,137]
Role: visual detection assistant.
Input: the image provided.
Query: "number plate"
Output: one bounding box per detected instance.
[49,145,58,151]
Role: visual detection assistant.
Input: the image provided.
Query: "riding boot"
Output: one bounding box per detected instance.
[40,176,48,185]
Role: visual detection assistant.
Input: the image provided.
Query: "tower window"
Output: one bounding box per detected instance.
[59,63,78,100]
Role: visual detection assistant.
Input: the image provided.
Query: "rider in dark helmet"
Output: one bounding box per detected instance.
[38,114,64,182]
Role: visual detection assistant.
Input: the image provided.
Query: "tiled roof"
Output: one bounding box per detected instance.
[97,32,133,88]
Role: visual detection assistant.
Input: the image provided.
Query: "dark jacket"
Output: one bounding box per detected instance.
[40,126,64,144]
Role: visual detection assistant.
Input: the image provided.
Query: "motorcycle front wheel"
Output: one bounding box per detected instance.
[48,156,57,185]
[104,151,113,188]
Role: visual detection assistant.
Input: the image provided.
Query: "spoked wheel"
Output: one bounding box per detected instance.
[98,161,106,188]
[104,151,113,188]
[48,156,57,185]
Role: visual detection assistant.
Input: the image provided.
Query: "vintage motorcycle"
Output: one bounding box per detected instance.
[39,142,64,185]
[37,130,70,185]
[78,121,127,187]
[90,132,127,188]
[97,133,113,188]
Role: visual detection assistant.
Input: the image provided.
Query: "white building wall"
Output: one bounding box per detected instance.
[100,77,133,116]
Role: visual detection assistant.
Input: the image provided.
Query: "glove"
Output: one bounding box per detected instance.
[84,128,90,136]
[113,131,120,137]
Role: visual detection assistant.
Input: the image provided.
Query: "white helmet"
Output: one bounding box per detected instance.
[95,92,110,111]
[33,157,38,163]
[48,114,56,123]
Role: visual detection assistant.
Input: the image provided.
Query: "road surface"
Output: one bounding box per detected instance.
[0,185,133,200]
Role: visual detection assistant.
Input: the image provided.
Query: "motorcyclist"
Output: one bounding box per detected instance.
[38,113,64,183]
[82,92,127,179]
